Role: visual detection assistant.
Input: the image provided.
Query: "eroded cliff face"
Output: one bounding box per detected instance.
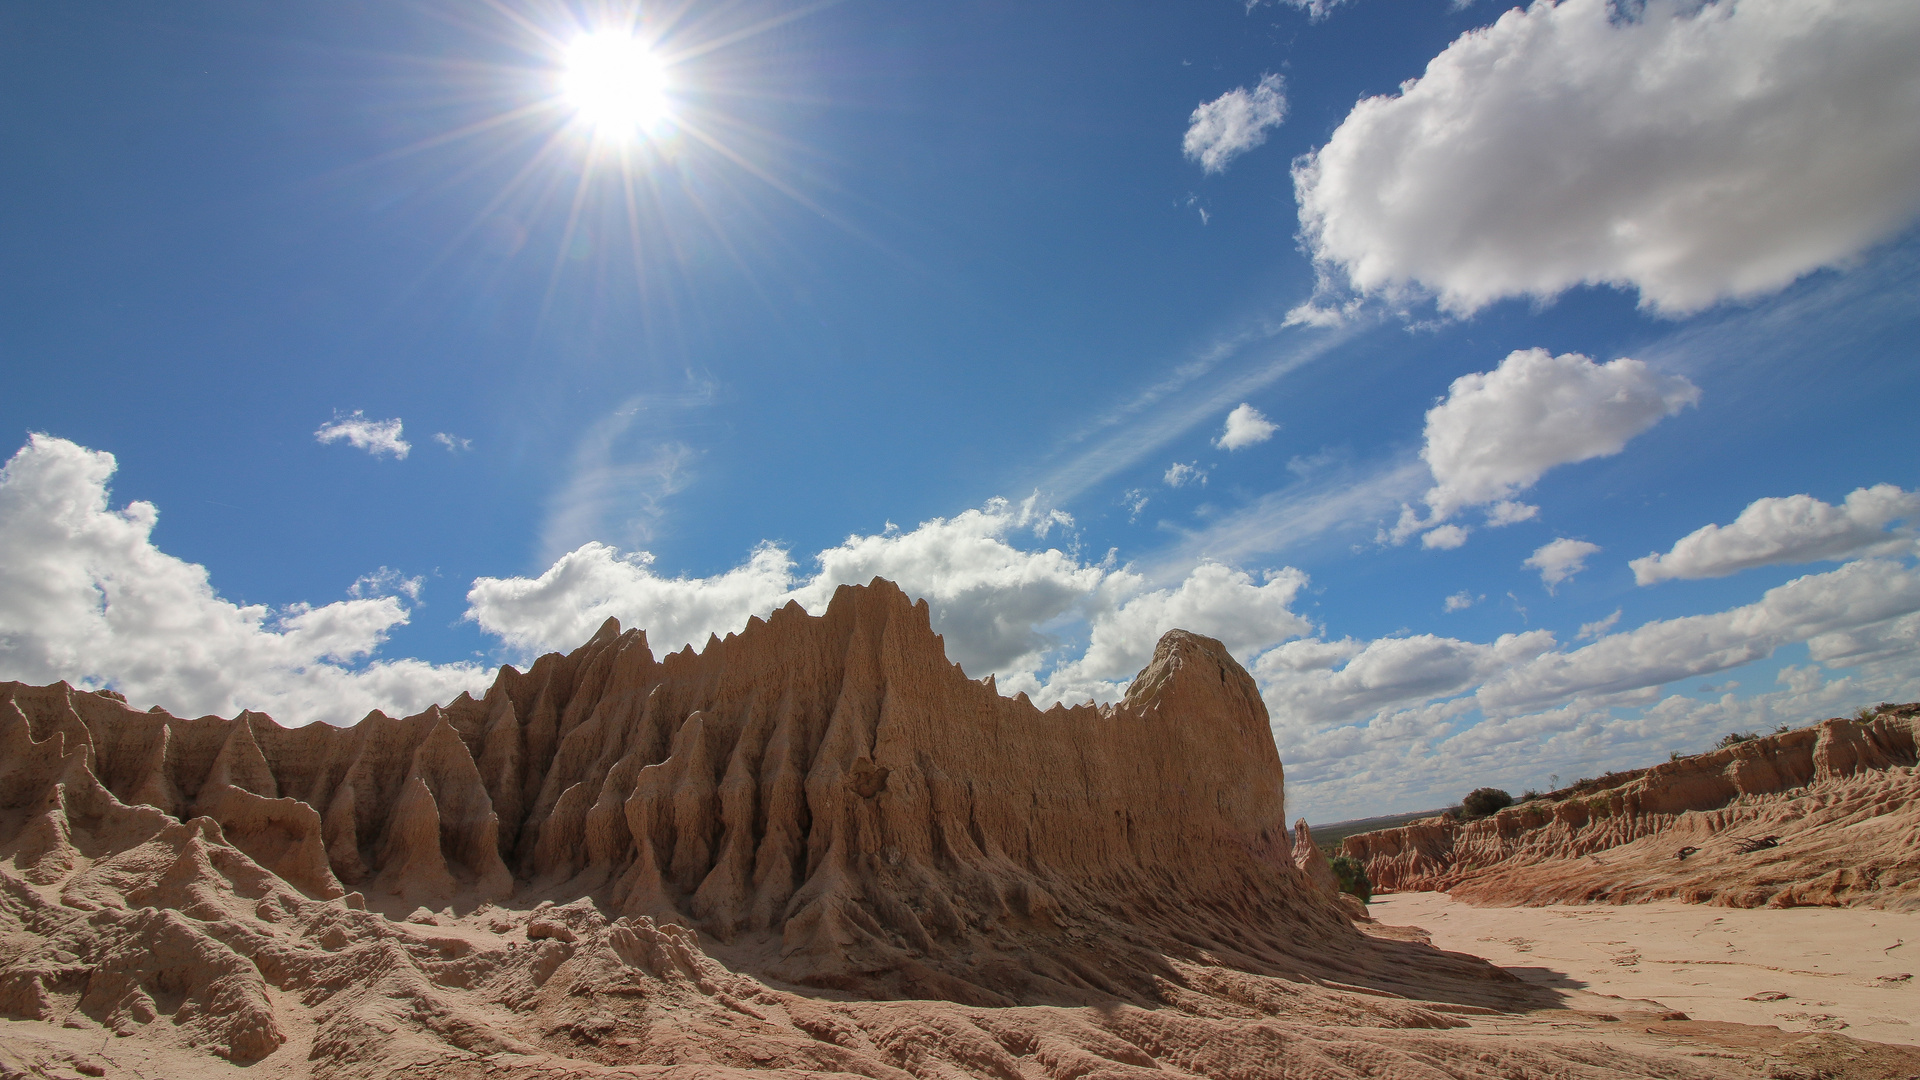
[2,580,1355,1006]
[1343,709,1920,910]
[9,580,1896,1079]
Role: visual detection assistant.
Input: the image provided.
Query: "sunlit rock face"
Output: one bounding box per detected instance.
[1344,709,1920,910]
[3,578,1849,1078]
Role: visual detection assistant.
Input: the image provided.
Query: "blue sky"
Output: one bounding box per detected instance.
[3,0,1918,822]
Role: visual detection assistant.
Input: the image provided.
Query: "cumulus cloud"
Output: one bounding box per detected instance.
[0,435,484,725]
[1424,350,1697,518]
[1215,402,1279,451]
[470,497,1108,681]
[469,495,1316,703]
[1632,484,1920,584]
[1422,524,1469,550]
[1272,555,1920,820]
[1389,349,1697,544]
[1259,629,1557,729]
[1184,74,1288,174]
[434,432,473,452]
[466,542,799,662]
[1293,0,1920,316]
[1480,558,1920,713]
[315,411,410,459]
[1163,462,1206,488]
[1526,538,1600,592]
[1030,563,1312,704]
[1444,590,1479,612]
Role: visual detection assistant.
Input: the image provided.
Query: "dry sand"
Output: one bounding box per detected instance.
[1374,891,1920,1046]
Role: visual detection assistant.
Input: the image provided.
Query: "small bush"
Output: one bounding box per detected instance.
[1460,787,1514,820]
[1715,731,1760,749]
[1328,855,1371,903]
[1520,788,1544,802]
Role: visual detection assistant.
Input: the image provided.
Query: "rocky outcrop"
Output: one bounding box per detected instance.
[1343,708,1920,910]
[6,578,1903,1078]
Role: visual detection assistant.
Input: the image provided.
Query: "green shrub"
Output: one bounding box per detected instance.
[1460,787,1513,820]
[1715,731,1760,749]
[1328,855,1371,903]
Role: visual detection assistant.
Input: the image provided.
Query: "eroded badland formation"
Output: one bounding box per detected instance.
[3,579,1917,1078]
[1343,708,1920,910]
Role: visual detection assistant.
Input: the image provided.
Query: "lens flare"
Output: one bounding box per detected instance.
[561,32,670,139]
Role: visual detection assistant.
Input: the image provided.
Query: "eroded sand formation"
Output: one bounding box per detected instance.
[1343,708,1920,909]
[3,580,1916,1078]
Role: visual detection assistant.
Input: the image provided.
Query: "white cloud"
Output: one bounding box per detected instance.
[1293,0,1920,316]
[1121,488,1150,523]
[1576,608,1621,640]
[1444,590,1479,613]
[349,567,423,601]
[1526,538,1601,592]
[315,411,410,459]
[1248,0,1349,21]
[1808,610,1920,668]
[1163,461,1207,488]
[0,436,484,725]
[1272,556,1920,821]
[470,498,1109,681]
[470,495,1319,704]
[1395,349,1697,539]
[1031,563,1312,704]
[1479,557,1920,712]
[433,432,473,452]
[1215,402,1279,450]
[1632,484,1920,584]
[1259,629,1557,729]
[1422,524,1470,550]
[465,542,799,662]
[1484,500,1538,527]
[1183,74,1288,174]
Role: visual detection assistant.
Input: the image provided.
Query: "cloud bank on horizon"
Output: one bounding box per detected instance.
[7,429,1919,819]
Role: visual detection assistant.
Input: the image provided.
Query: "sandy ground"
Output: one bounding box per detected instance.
[1373,891,1920,1047]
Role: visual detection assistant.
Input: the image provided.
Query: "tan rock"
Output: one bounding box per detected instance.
[6,581,1912,1078]
[1343,708,1920,909]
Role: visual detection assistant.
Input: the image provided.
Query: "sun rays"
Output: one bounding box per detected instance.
[340,0,863,337]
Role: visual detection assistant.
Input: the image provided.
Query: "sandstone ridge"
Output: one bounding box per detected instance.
[1343,707,1920,910]
[5,579,1904,1078]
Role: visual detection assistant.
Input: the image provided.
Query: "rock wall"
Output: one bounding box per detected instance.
[1343,708,1920,910]
[0,579,1370,1007]
[10,577,1909,1078]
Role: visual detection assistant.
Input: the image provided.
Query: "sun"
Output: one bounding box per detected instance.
[560,31,671,141]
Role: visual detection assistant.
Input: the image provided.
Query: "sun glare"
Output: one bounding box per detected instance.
[561,32,670,140]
